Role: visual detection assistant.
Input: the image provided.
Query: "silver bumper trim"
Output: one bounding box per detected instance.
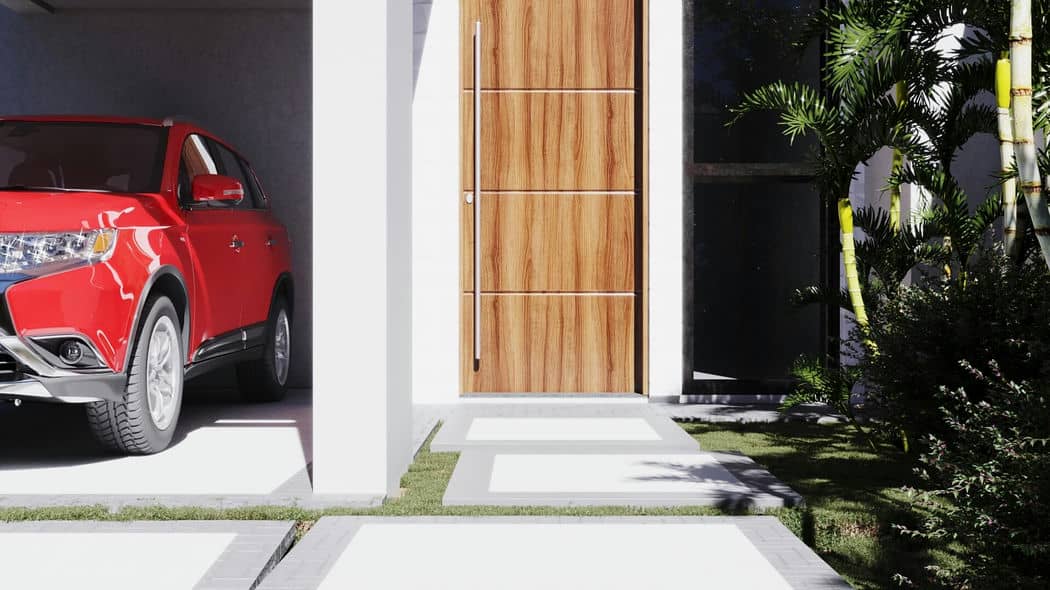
[0,379,104,403]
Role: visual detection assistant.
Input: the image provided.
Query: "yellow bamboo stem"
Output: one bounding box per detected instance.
[998,55,1025,259]
[890,82,906,233]
[838,198,869,328]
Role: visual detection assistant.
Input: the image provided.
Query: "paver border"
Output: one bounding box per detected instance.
[0,520,296,590]
[430,412,700,452]
[442,447,802,509]
[258,516,850,590]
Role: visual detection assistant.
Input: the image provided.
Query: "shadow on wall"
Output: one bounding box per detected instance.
[413,0,434,90]
[0,7,313,387]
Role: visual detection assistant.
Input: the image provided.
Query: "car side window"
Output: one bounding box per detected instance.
[178,134,218,205]
[206,139,258,210]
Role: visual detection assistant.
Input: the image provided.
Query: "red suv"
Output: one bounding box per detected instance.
[0,116,294,454]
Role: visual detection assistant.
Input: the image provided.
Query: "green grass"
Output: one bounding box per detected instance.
[0,421,959,588]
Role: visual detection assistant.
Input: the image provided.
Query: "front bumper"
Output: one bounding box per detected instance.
[0,332,126,404]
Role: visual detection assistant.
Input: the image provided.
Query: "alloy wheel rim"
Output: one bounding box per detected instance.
[274,309,290,385]
[146,316,182,430]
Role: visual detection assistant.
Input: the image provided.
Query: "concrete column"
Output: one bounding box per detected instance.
[312,0,413,497]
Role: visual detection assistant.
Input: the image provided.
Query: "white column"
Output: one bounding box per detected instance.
[649,1,684,396]
[313,0,413,497]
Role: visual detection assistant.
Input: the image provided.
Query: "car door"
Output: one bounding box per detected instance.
[179,134,249,345]
[204,140,278,333]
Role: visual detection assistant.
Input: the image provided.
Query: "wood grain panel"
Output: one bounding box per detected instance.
[461,194,635,292]
[462,93,635,191]
[461,0,635,89]
[461,294,635,392]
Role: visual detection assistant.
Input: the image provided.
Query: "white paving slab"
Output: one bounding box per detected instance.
[444,448,792,508]
[259,517,851,590]
[429,405,700,452]
[0,520,295,590]
[0,532,232,589]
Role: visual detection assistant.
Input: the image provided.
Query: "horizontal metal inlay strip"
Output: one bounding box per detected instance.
[463,292,637,296]
[462,89,637,94]
[473,191,637,196]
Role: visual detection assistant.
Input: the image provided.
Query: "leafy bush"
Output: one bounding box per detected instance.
[783,356,877,450]
[862,248,1050,445]
[894,362,1050,589]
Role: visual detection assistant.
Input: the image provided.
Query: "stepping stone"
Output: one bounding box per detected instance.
[259,516,850,590]
[430,414,699,452]
[0,520,294,590]
[443,448,802,509]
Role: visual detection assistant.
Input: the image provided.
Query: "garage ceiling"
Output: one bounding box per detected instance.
[1,0,308,13]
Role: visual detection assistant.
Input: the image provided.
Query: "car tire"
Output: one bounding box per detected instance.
[236,297,291,402]
[87,295,184,455]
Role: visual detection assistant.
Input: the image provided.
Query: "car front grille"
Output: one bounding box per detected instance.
[0,348,18,382]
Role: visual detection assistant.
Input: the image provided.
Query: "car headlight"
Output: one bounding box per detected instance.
[0,229,118,275]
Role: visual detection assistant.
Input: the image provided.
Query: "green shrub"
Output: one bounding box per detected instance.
[894,362,1050,589]
[862,248,1050,445]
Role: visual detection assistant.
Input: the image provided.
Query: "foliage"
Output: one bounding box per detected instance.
[893,362,1050,589]
[862,247,1050,443]
[783,356,877,450]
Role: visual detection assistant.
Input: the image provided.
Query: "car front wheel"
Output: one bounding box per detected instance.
[87,295,185,454]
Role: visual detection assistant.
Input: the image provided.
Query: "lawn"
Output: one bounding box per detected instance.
[0,421,958,589]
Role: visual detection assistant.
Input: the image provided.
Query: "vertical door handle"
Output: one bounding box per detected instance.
[473,19,482,368]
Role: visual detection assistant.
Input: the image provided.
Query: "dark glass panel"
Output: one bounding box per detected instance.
[691,183,823,380]
[692,0,820,163]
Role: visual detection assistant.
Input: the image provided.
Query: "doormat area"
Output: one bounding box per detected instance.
[429,405,700,452]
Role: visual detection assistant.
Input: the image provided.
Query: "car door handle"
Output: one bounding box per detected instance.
[229,237,244,250]
[265,236,274,247]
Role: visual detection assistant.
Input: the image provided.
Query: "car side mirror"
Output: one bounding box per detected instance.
[191,174,244,205]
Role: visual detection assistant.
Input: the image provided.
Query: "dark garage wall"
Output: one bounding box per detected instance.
[0,8,312,387]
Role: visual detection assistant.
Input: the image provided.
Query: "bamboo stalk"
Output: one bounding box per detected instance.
[838,198,869,328]
[998,54,1027,260]
[1011,0,1050,269]
[890,82,906,233]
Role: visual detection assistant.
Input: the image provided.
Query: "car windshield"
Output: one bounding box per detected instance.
[0,121,168,193]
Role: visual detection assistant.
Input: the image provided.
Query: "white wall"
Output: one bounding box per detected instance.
[411,0,460,404]
[649,1,685,397]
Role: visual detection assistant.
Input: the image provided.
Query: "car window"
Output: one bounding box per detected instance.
[177,134,218,205]
[206,139,258,210]
[238,158,268,209]
[0,121,168,193]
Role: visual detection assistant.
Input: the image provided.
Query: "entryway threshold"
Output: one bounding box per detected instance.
[460,393,647,404]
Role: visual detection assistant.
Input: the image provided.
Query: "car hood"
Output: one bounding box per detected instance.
[0,190,174,233]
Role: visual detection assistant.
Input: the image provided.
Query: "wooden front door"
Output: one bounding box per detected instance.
[460,0,645,393]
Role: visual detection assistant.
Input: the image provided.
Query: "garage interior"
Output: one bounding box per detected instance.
[0,0,318,502]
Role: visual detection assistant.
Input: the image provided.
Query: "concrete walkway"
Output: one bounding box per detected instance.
[0,520,294,589]
[260,516,851,590]
[432,403,803,509]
